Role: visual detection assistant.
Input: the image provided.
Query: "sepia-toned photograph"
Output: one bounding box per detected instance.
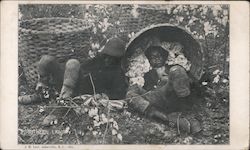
[17,4,230,145]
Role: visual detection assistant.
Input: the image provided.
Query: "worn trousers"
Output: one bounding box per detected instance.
[126,65,193,114]
[38,55,81,94]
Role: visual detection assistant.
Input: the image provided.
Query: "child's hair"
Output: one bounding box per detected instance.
[144,46,169,59]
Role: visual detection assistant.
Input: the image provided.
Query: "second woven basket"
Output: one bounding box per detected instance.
[19,17,93,87]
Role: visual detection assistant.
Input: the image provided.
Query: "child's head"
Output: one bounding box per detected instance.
[100,37,126,58]
[145,46,169,68]
[99,37,126,66]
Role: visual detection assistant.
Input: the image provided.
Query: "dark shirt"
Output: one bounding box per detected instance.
[143,69,166,91]
[77,57,128,100]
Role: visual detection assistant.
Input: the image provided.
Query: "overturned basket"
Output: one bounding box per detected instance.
[19,17,92,88]
[125,23,204,81]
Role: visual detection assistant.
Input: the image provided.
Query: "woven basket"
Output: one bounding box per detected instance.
[19,17,92,87]
[124,23,204,81]
[115,5,204,81]
[118,5,172,42]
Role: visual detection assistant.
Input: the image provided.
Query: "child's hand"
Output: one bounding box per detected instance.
[156,66,168,83]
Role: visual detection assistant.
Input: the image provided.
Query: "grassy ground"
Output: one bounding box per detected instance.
[18,74,229,144]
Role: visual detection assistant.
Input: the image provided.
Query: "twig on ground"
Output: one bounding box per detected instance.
[102,101,111,144]
[63,108,71,119]
[71,108,80,118]
[45,106,80,108]
[18,135,26,143]
[18,71,24,79]
[74,129,81,144]
[177,113,181,135]
[88,73,97,101]
[208,65,218,69]
[48,108,56,116]
[23,107,39,120]
[69,98,80,107]
[26,134,36,143]
[119,90,152,102]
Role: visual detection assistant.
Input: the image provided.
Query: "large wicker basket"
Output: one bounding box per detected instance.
[124,23,204,81]
[117,5,204,81]
[19,17,92,88]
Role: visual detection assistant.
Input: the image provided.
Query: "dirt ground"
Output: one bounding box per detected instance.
[18,74,229,145]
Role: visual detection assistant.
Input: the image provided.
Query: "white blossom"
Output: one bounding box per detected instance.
[88,50,96,58]
[93,115,100,121]
[111,129,117,135]
[109,118,114,123]
[222,79,228,83]
[88,107,98,117]
[213,69,221,75]
[128,32,135,39]
[129,77,145,87]
[202,82,208,86]
[131,5,139,18]
[39,106,44,113]
[92,131,98,136]
[64,126,70,134]
[117,133,123,141]
[213,75,220,83]
[100,113,107,123]
[113,121,119,130]
[212,5,222,16]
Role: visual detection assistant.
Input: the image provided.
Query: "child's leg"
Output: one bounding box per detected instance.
[37,55,64,91]
[60,59,80,99]
[168,65,191,98]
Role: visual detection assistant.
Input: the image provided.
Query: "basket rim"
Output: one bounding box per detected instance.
[19,17,92,34]
[125,23,204,58]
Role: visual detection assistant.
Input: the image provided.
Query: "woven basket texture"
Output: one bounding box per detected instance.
[118,5,173,42]
[19,17,92,87]
[19,5,204,88]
